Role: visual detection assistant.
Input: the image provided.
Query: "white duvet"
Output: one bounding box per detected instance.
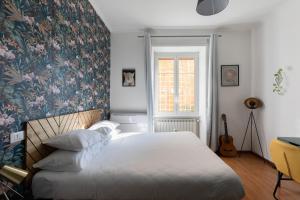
[32,132,245,200]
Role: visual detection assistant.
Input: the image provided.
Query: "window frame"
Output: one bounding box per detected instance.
[154,52,200,117]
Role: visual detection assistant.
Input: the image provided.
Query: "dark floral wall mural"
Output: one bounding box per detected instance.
[0,0,110,167]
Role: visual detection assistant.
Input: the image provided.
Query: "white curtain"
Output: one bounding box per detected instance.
[144,30,154,133]
[207,34,219,151]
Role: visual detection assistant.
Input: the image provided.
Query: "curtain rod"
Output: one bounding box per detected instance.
[137,35,222,38]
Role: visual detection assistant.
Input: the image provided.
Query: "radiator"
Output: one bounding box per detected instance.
[154,117,199,136]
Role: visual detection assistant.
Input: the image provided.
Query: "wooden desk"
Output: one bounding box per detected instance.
[277,137,300,147]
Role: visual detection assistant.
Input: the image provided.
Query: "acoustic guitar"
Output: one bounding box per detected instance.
[219,114,237,157]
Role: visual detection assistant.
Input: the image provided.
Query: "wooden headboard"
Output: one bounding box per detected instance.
[25,109,103,178]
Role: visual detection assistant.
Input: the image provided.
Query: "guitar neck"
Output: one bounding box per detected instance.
[224,121,229,138]
[222,114,229,139]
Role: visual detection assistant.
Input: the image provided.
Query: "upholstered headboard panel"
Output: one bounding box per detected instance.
[25,109,103,179]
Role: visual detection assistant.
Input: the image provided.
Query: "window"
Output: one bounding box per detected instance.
[154,52,199,116]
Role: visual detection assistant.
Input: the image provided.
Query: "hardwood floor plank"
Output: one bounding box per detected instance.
[222,153,300,200]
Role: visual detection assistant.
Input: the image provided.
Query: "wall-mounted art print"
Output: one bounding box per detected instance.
[273,68,286,95]
[221,65,239,87]
[122,69,136,87]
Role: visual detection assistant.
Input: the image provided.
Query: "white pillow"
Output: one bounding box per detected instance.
[33,150,86,172]
[88,120,120,131]
[33,142,107,172]
[43,129,108,151]
[95,127,113,135]
[92,126,122,136]
[111,129,121,136]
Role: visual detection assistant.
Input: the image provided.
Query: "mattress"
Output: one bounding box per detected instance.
[32,132,245,200]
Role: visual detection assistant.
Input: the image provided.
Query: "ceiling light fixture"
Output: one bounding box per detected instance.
[196,0,229,16]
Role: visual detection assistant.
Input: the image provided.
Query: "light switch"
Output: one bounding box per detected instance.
[10,131,25,144]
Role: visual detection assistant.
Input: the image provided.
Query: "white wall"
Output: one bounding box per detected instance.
[110,33,147,112]
[218,31,252,150]
[111,30,253,149]
[251,0,300,159]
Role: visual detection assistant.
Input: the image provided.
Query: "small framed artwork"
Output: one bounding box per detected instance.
[221,65,239,87]
[122,69,136,87]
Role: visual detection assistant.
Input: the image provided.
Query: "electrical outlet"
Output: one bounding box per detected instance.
[10,131,25,144]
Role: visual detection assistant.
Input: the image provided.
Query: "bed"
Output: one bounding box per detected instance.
[26,110,245,200]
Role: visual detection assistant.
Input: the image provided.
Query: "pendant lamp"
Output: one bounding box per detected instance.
[196,0,229,16]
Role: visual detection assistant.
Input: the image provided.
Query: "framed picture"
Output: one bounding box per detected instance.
[122,69,136,87]
[221,65,239,87]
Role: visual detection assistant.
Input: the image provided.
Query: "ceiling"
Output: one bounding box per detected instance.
[89,0,284,32]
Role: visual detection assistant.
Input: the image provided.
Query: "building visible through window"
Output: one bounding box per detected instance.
[155,52,199,116]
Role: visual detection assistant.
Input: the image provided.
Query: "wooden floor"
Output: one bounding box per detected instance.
[222,153,300,200]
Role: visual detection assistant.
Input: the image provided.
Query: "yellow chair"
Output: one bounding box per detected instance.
[270,139,300,199]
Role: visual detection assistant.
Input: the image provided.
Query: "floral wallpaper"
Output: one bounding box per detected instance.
[0,0,110,167]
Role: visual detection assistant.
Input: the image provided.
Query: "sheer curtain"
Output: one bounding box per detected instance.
[207,34,219,151]
[144,30,154,133]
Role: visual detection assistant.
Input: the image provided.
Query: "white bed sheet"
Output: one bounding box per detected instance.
[32,132,245,200]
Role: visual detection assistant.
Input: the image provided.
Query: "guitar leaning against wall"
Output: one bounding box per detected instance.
[219,114,238,157]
